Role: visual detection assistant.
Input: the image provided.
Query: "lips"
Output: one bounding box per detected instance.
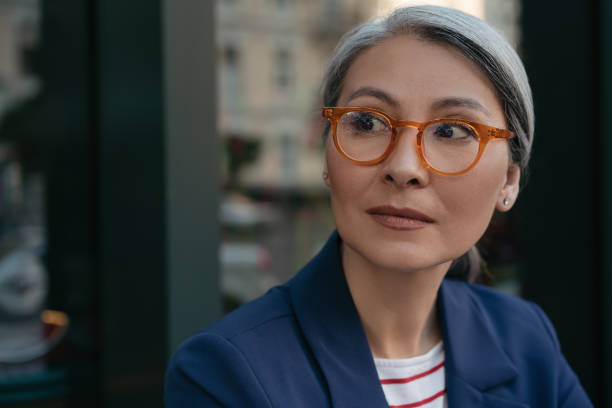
[366,205,434,230]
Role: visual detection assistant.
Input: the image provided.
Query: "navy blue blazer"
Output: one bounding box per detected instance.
[165,231,592,407]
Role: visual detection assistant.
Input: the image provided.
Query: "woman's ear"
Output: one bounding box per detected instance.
[322,160,330,187]
[322,139,332,187]
[496,164,520,211]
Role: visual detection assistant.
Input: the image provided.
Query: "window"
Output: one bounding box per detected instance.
[224,44,240,68]
[276,48,291,89]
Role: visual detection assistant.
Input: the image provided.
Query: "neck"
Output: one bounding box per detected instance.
[342,242,449,359]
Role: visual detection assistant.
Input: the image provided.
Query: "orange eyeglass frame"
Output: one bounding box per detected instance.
[322,106,515,176]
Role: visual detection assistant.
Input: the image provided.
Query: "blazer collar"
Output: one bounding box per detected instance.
[290,231,526,408]
[290,231,388,408]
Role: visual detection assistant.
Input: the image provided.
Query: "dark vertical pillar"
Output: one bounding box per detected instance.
[162,0,221,354]
[41,0,99,404]
[96,1,166,406]
[600,0,612,406]
[520,0,603,404]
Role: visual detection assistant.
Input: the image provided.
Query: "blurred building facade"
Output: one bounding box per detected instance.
[216,0,380,191]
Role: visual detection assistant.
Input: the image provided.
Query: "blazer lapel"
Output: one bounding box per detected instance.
[447,379,529,408]
[290,231,388,408]
[439,279,528,408]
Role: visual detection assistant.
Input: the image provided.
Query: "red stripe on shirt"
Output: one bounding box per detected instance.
[388,389,446,408]
[380,361,445,385]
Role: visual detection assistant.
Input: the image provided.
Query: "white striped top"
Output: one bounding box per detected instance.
[374,342,447,408]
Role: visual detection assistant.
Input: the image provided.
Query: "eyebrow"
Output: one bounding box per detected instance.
[345,87,400,107]
[345,87,491,117]
[430,97,491,117]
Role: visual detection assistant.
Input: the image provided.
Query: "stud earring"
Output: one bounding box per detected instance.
[503,198,510,206]
[322,172,329,180]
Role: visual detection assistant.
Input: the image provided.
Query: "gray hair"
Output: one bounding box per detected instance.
[321,5,534,173]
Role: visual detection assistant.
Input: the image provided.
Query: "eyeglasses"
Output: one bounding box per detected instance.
[322,107,515,176]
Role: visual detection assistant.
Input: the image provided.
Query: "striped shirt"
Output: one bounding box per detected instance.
[374,342,446,408]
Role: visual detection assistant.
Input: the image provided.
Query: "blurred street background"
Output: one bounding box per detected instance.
[0,0,610,406]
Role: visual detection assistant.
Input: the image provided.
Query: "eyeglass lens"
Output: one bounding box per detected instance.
[337,110,480,174]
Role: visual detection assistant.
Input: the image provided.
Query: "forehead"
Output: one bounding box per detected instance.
[338,35,502,119]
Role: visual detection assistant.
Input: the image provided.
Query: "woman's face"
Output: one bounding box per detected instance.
[325,35,520,273]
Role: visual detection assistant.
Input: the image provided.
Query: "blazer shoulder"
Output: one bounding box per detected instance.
[461,281,593,406]
[463,281,554,343]
[165,331,274,407]
[165,284,296,407]
[204,283,294,339]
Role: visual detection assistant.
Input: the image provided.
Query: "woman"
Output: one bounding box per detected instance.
[165,6,592,407]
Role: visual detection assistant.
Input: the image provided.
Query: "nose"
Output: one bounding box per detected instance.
[380,127,430,187]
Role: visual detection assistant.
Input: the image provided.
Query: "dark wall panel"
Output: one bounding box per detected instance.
[600,0,612,406]
[41,0,99,404]
[96,1,166,406]
[520,0,604,404]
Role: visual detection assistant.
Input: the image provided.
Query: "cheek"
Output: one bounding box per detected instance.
[325,142,382,247]
[441,180,496,232]
[326,140,375,205]
[437,159,508,244]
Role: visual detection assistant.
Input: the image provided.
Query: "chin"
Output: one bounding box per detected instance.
[378,248,448,273]
[340,230,447,274]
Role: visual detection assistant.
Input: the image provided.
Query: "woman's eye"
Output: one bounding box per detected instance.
[431,122,476,140]
[350,113,387,132]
